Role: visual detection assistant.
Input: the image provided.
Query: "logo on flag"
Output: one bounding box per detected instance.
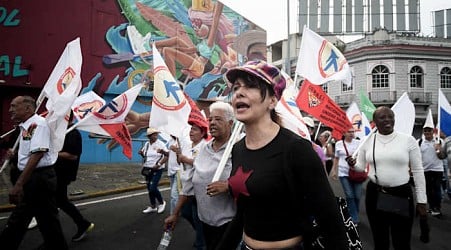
[94,96,128,120]
[73,100,104,119]
[153,66,187,111]
[350,114,363,132]
[57,67,76,94]
[318,41,348,78]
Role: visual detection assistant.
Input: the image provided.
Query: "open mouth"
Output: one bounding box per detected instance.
[235,102,249,112]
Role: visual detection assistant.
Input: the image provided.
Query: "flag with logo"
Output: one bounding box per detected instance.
[359,90,376,121]
[71,91,105,121]
[71,84,143,159]
[37,38,82,151]
[438,89,451,136]
[296,80,352,139]
[276,71,310,140]
[346,102,372,140]
[390,92,415,135]
[295,26,352,86]
[150,43,191,137]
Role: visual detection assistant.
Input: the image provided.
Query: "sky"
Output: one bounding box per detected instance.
[220,0,451,44]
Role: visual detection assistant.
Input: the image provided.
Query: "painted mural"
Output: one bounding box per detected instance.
[79,0,267,163]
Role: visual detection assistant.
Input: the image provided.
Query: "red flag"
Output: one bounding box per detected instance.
[100,123,132,159]
[296,80,352,139]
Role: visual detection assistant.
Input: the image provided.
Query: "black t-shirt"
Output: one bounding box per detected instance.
[54,129,82,183]
[221,127,348,249]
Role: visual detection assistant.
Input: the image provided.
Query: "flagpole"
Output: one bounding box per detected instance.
[314,122,322,141]
[211,121,243,182]
[0,128,16,139]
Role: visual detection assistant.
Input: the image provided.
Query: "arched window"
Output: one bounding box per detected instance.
[440,67,451,89]
[372,65,389,88]
[409,66,423,88]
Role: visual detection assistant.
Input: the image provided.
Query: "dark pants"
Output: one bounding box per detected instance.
[145,168,163,206]
[181,197,205,249]
[365,181,414,250]
[56,178,89,230]
[424,171,443,210]
[201,221,230,250]
[0,167,68,250]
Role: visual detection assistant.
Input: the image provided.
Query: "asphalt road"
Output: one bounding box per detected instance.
[1,181,451,249]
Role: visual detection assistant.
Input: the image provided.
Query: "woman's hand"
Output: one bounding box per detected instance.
[416,203,428,219]
[206,180,229,196]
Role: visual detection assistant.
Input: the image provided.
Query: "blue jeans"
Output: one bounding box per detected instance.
[169,174,180,214]
[339,176,363,223]
[146,169,163,207]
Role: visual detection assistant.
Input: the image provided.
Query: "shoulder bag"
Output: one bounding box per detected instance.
[373,133,410,217]
[343,141,368,183]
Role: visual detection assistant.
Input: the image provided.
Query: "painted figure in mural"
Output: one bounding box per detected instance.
[0,96,68,250]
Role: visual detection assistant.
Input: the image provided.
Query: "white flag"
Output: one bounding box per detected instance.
[346,102,371,140]
[296,26,352,86]
[392,92,415,135]
[276,71,310,140]
[39,38,83,151]
[150,43,191,137]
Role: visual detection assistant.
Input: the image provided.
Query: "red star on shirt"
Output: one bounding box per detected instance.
[228,165,253,199]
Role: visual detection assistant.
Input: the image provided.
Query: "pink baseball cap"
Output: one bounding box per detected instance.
[224,60,286,100]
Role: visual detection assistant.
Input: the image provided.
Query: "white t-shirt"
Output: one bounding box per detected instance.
[141,139,167,170]
[335,139,360,177]
[420,138,444,172]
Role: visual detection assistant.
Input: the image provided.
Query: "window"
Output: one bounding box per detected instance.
[342,82,353,92]
[409,66,423,88]
[322,83,328,93]
[371,65,389,88]
[440,67,451,89]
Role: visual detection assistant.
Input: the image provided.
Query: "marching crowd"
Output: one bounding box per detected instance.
[1,60,451,250]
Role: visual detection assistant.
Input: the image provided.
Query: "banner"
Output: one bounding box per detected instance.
[296,80,352,139]
[295,26,352,86]
[439,89,451,136]
[38,38,83,152]
[149,43,191,137]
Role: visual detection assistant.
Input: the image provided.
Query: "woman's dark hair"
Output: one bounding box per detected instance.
[232,71,281,125]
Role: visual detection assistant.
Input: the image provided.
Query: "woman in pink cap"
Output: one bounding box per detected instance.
[217,60,348,250]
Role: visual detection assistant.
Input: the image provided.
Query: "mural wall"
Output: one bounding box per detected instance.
[0,0,266,164]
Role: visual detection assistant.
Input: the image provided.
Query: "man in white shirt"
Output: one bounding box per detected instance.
[420,125,446,217]
[0,96,68,249]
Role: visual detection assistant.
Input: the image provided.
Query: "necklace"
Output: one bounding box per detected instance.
[376,133,397,146]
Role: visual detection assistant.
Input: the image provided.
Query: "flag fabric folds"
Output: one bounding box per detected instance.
[276,71,310,140]
[150,43,191,137]
[38,38,83,152]
[391,92,415,135]
[296,79,352,139]
[359,90,376,121]
[72,84,143,159]
[439,89,451,136]
[346,102,371,140]
[295,26,352,86]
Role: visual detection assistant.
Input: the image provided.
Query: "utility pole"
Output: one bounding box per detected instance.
[285,0,291,75]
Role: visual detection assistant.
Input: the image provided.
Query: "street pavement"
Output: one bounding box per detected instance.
[1,163,451,249]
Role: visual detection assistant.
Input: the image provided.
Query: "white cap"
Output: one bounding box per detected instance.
[423,109,434,129]
[303,116,315,128]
